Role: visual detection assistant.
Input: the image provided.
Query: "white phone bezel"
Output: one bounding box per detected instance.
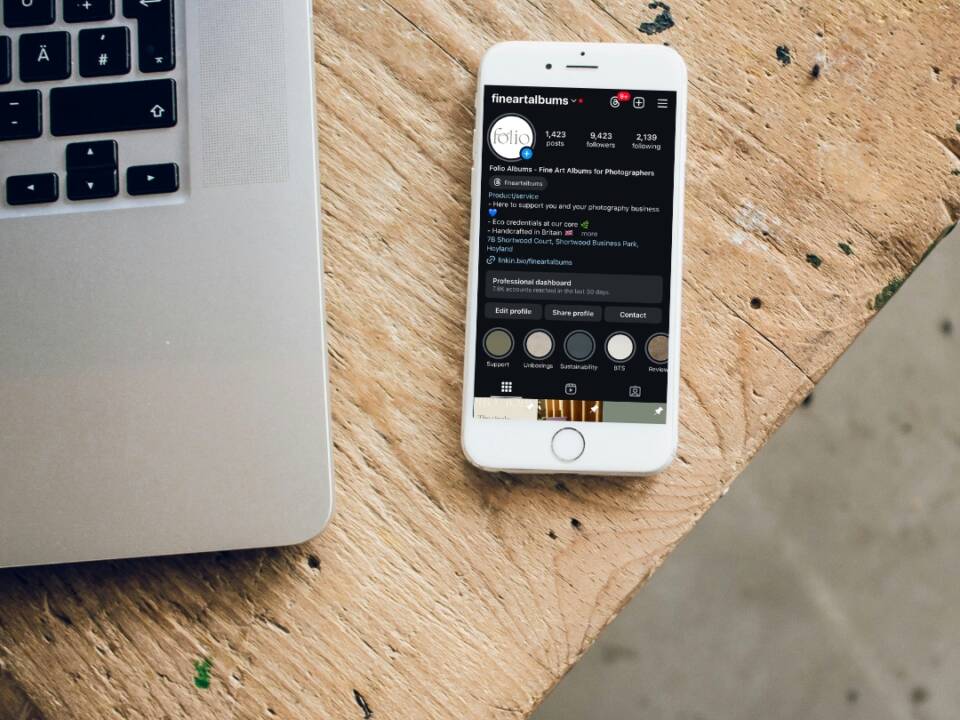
[460,42,688,475]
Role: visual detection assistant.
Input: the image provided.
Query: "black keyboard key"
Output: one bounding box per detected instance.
[79,26,129,77]
[127,162,178,195]
[6,172,58,205]
[67,168,118,200]
[19,31,70,82]
[0,89,41,140]
[3,0,55,27]
[63,0,114,23]
[50,78,176,136]
[0,36,10,84]
[122,0,173,73]
[66,139,117,169]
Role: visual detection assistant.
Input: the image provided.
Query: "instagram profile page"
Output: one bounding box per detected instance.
[473,86,678,424]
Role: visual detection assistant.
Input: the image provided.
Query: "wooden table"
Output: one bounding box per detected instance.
[2,2,958,718]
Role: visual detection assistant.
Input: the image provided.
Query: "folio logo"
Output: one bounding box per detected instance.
[487,114,535,162]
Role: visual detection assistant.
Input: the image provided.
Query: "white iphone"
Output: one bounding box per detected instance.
[461,42,687,475]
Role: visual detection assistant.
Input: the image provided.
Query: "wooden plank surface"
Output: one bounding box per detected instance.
[2,1,959,718]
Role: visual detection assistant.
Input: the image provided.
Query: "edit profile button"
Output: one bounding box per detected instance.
[484,302,543,321]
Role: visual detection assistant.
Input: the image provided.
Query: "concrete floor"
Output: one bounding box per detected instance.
[534,226,960,720]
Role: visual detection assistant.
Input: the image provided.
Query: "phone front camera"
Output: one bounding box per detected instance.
[545,63,552,69]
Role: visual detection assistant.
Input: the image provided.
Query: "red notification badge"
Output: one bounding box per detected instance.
[616,91,631,102]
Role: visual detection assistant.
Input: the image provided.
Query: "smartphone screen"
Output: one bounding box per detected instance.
[472,85,678,424]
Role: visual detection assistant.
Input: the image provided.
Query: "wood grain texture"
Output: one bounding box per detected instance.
[2,1,959,718]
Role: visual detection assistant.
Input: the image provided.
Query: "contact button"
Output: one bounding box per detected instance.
[604,306,663,324]
[485,302,542,320]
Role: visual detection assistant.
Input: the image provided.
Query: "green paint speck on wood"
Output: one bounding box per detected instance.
[806,253,823,268]
[838,242,854,255]
[193,658,213,689]
[875,222,956,311]
[776,46,792,65]
[872,278,904,311]
[638,2,675,35]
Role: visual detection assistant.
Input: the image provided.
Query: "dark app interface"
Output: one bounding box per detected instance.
[473,85,678,425]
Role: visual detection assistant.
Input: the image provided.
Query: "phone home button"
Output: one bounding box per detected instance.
[551,427,585,462]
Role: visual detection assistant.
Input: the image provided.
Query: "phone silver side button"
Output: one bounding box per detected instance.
[551,427,585,462]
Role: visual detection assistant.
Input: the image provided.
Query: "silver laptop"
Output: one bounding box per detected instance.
[0,0,333,568]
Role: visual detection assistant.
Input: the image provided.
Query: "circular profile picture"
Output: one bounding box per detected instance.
[487,113,536,162]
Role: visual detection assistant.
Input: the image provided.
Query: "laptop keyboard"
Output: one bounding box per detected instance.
[1,0,182,210]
